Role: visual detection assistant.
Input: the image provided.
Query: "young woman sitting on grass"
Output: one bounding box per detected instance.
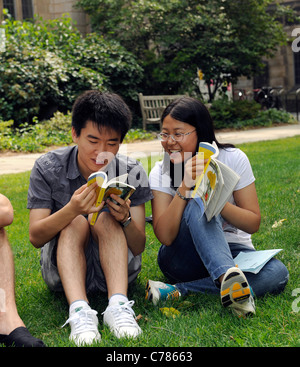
[145,96,289,317]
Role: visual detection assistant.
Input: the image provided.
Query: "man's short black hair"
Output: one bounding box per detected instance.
[72,90,132,142]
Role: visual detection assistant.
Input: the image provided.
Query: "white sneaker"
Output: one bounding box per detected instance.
[102,300,142,338]
[221,266,256,318]
[62,305,101,346]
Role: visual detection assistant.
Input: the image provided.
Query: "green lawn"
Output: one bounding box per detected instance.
[0,137,299,347]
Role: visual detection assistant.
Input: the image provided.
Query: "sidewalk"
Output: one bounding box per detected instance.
[0,123,299,175]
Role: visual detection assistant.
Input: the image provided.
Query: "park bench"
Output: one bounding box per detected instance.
[138,93,187,130]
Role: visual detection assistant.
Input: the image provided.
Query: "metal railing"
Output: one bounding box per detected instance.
[233,86,300,120]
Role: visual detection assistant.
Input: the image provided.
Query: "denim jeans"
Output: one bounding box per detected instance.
[157,199,289,298]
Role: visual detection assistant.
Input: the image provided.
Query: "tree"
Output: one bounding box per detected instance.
[76,0,297,101]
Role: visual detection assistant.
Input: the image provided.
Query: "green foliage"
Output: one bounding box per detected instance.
[210,98,296,129]
[0,113,72,152]
[0,13,143,125]
[0,112,155,152]
[123,129,156,143]
[0,49,104,125]
[76,0,297,100]
[0,101,295,152]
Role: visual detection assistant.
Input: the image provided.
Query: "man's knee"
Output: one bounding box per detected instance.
[92,211,121,233]
[91,211,125,246]
[59,215,90,246]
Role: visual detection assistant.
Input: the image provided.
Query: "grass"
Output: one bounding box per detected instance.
[0,137,299,347]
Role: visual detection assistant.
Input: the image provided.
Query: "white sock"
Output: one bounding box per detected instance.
[109,294,128,306]
[69,300,89,315]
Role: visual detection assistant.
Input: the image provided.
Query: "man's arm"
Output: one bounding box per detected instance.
[105,194,146,256]
[0,194,14,228]
[29,183,102,248]
[122,204,146,256]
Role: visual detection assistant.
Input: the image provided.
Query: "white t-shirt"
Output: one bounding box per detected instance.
[149,147,256,249]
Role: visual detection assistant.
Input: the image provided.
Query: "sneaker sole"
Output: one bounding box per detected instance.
[221,268,251,308]
[70,331,101,346]
[145,280,160,305]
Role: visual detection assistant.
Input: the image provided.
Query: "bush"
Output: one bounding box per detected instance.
[0,46,104,125]
[210,98,262,129]
[0,13,143,126]
[0,112,72,152]
[210,98,296,129]
[0,112,155,152]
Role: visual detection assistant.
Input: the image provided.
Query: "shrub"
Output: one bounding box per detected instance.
[210,97,296,129]
[0,112,156,152]
[210,98,262,129]
[0,13,143,125]
[0,112,72,152]
[0,46,104,125]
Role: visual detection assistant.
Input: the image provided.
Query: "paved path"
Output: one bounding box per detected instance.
[0,123,299,175]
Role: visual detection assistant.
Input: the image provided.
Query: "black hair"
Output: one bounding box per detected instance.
[161,96,234,189]
[161,96,234,150]
[72,90,132,142]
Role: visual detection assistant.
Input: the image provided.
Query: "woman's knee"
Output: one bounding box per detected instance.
[271,259,289,294]
[184,199,203,221]
[249,259,289,297]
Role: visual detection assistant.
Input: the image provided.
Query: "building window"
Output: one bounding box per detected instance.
[253,61,269,89]
[294,51,300,85]
[22,0,33,19]
[3,0,15,18]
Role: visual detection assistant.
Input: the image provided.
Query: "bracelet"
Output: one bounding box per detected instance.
[176,188,189,201]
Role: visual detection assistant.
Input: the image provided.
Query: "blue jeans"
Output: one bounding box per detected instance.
[157,199,289,297]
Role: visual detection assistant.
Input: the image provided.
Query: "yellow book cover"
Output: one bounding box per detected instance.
[191,141,240,221]
[87,172,135,225]
[192,141,218,202]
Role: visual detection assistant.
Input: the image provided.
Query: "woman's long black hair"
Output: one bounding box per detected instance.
[161,96,234,189]
[161,96,234,149]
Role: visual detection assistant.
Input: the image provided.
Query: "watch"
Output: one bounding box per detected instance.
[121,216,131,228]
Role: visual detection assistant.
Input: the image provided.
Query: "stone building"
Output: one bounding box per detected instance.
[233,0,300,101]
[0,0,90,34]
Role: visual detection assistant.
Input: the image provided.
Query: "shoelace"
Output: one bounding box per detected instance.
[166,289,180,301]
[61,309,98,335]
[102,300,137,328]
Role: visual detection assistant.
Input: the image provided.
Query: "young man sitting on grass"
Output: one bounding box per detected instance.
[27,90,153,346]
[0,194,45,347]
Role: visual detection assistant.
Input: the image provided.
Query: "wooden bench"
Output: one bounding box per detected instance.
[138,93,187,130]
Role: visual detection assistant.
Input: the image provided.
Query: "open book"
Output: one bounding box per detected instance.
[234,249,283,274]
[191,142,240,221]
[87,172,136,225]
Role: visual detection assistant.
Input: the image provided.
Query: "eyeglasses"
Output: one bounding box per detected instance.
[157,130,196,142]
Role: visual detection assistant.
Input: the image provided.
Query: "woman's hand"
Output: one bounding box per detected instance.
[183,154,207,190]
